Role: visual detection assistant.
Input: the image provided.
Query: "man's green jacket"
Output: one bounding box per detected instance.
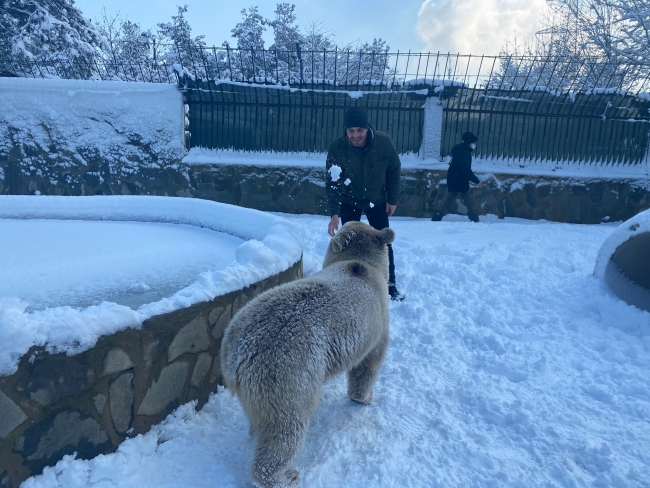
[325,128,401,216]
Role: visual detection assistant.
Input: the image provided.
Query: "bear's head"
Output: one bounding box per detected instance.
[322,221,395,280]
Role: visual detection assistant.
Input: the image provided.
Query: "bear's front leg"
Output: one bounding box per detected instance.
[347,332,389,405]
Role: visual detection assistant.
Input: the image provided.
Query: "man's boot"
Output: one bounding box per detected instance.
[431,210,444,222]
[389,283,405,302]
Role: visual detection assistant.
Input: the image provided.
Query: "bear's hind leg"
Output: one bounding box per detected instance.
[252,420,306,488]
[348,333,389,405]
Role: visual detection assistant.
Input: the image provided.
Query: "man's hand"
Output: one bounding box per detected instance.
[477,182,484,189]
[328,215,340,236]
[386,203,397,216]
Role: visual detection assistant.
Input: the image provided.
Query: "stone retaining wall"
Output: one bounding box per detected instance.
[192,164,649,224]
[0,259,302,488]
[2,160,649,224]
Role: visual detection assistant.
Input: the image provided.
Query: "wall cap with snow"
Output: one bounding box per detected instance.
[0,195,303,488]
[594,208,650,312]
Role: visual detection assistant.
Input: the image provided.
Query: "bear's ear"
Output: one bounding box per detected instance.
[330,234,344,253]
[377,228,395,245]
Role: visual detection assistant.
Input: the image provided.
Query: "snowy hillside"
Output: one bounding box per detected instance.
[23,214,650,488]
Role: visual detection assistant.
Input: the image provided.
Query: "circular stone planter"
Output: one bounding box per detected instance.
[0,196,303,488]
[595,208,650,313]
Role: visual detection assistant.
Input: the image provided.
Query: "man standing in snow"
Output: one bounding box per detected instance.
[431,131,485,223]
[326,106,404,301]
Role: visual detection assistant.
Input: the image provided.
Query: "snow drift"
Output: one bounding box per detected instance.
[595,209,650,312]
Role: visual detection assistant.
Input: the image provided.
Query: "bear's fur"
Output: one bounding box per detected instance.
[221,221,395,488]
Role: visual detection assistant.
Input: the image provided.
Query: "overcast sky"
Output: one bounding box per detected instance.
[75,0,546,56]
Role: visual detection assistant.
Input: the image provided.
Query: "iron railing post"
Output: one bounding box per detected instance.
[296,43,304,84]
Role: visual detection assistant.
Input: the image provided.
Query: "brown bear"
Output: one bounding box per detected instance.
[220,221,394,487]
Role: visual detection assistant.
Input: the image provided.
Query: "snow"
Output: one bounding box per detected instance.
[0,77,185,177]
[182,148,650,179]
[23,213,650,488]
[586,88,628,96]
[404,78,469,89]
[328,165,342,182]
[594,209,650,312]
[193,79,428,100]
[479,94,534,103]
[0,196,302,376]
[420,96,443,159]
[0,219,243,311]
[594,209,650,279]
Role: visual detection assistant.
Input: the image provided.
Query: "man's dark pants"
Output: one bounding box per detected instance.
[439,190,480,222]
[339,201,396,285]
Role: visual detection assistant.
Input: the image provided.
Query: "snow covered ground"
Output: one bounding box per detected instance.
[23,213,650,488]
[0,219,243,311]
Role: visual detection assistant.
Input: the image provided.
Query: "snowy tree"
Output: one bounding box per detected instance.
[348,38,393,85]
[227,6,268,81]
[231,6,266,51]
[97,10,158,81]
[156,5,207,79]
[607,0,650,71]
[498,0,650,92]
[208,3,396,85]
[265,3,301,81]
[0,0,106,78]
[268,3,301,53]
[299,21,340,82]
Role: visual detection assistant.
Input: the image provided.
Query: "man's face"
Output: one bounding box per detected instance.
[346,127,368,147]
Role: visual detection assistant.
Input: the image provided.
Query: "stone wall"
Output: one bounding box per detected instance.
[1,157,649,224]
[0,260,302,488]
[185,165,649,224]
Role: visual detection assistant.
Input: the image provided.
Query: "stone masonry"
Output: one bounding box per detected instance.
[0,259,302,488]
[1,159,648,224]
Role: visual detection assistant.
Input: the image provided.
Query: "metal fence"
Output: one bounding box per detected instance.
[9,45,650,92]
[5,47,650,165]
[441,89,650,165]
[182,78,427,154]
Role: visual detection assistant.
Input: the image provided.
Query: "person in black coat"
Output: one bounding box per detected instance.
[431,132,485,222]
[326,107,405,301]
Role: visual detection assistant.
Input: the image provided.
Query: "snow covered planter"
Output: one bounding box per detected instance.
[595,209,650,313]
[0,196,303,488]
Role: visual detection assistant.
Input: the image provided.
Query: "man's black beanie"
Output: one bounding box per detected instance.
[344,107,369,129]
[462,131,478,144]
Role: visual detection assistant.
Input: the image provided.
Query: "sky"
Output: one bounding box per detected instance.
[74,0,546,56]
